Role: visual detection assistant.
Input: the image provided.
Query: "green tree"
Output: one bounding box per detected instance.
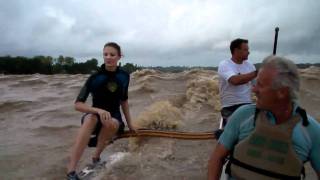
[122,63,141,74]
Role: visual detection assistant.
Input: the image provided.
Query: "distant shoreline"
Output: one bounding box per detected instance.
[1,55,319,74]
[1,63,319,75]
[143,63,320,73]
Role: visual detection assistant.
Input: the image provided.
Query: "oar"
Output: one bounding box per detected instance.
[273,27,280,55]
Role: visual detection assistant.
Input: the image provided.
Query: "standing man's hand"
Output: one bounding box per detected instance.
[251,70,258,78]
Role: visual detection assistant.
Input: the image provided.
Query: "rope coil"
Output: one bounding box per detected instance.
[116,129,217,140]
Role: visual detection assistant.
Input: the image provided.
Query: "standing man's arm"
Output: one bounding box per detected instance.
[218,61,257,86]
[208,143,230,180]
[228,70,257,85]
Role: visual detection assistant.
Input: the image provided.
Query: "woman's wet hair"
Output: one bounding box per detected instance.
[104,42,122,56]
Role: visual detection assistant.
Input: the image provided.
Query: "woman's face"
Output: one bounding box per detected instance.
[103,46,121,68]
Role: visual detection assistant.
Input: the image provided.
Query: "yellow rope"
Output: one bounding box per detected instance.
[116,129,216,140]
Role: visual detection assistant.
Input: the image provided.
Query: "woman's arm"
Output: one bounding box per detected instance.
[120,100,136,131]
[74,101,112,122]
[75,101,97,114]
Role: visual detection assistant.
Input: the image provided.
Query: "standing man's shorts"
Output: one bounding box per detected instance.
[221,103,249,127]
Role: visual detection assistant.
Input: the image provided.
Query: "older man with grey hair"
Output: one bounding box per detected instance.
[208,56,320,180]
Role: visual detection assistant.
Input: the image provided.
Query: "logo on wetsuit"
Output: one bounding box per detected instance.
[107,81,118,92]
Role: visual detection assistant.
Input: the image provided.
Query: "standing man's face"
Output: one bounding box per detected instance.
[238,43,250,61]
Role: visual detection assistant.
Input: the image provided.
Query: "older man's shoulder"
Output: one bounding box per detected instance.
[236,104,256,115]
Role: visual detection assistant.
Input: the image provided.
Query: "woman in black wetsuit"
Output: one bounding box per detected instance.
[67,42,136,179]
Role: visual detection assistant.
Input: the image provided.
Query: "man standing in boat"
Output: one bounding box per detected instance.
[208,56,320,179]
[218,38,257,128]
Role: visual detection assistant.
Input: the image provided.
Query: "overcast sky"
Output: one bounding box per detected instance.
[1,0,319,66]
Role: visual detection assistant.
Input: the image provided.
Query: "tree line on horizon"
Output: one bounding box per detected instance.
[0,55,319,75]
[0,55,141,74]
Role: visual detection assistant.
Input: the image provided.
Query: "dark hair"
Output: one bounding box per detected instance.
[104,42,122,56]
[230,38,248,54]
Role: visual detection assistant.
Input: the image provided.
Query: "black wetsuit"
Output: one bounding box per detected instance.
[75,64,130,147]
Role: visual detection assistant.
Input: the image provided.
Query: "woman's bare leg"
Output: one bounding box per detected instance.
[67,115,97,173]
[93,118,119,159]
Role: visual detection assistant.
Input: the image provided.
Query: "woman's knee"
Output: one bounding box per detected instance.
[103,118,119,131]
[82,114,98,128]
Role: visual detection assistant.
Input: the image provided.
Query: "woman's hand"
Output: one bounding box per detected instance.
[128,124,138,133]
[95,108,112,126]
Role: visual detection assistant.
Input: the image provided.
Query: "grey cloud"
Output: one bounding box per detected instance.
[0,0,319,66]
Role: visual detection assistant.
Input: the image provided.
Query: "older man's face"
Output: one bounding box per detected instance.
[252,67,279,110]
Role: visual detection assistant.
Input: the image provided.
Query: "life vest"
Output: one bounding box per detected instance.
[228,107,309,180]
